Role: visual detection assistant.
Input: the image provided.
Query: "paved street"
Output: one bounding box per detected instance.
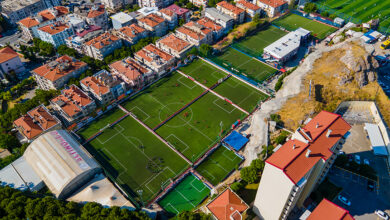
[0,30,22,46]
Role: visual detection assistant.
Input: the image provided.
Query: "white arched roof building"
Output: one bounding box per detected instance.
[24,130,101,199]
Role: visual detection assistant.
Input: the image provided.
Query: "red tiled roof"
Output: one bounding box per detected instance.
[33,55,87,82]
[159,8,175,17]
[19,17,40,28]
[28,105,59,130]
[119,23,146,38]
[0,47,19,64]
[196,17,222,31]
[176,26,205,41]
[266,111,351,184]
[51,85,93,117]
[19,6,69,28]
[217,1,245,15]
[110,58,147,81]
[308,199,354,220]
[257,0,287,8]
[166,4,190,16]
[158,34,191,52]
[76,25,101,37]
[207,189,249,220]
[85,32,120,49]
[138,14,165,28]
[14,115,43,140]
[38,23,69,35]
[81,76,110,96]
[135,44,174,63]
[236,0,260,11]
[186,21,212,35]
[87,5,105,18]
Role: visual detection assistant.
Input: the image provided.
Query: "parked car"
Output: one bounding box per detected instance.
[375,210,389,220]
[338,195,351,206]
[367,180,375,192]
[355,155,361,164]
[364,159,370,165]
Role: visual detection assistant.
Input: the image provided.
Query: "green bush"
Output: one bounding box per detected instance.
[231,181,245,192]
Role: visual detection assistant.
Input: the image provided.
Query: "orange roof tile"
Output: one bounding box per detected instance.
[185,21,212,35]
[51,85,93,117]
[19,17,40,28]
[119,24,146,38]
[159,8,175,17]
[110,58,147,81]
[138,14,165,28]
[27,105,59,130]
[196,17,222,31]
[14,115,43,140]
[236,0,260,11]
[0,47,19,64]
[308,199,354,220]
[33,55,87,82]
[19,6,69,28]
[135,44,174,63]
[207,189,249,220]
[81,76,110,96]
[266,111,351,184]
[87,5,105,18]
[176,26,206,41]
[85,32,120,49]
[217,1,245,15]
[257,0,287,8]
[38,23,69,35]
[158,34,191,52]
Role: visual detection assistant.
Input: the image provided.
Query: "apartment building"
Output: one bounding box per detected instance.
[156,33,193,59]
[216,1,245,24]
[71,4,109,30]
[190,0,208,7]
[80,70,126,105]
[134,44,175,76]
[254,0,288,17]
[113,23,148,46]
[65,25,103,54]
[0,47,26,78]
[138,0,173,9]
[175,21,213,46]
[137,13,167,37]
[13,105,61,142]
[37,22,74,47]
[157,8,178,30]
[205,8,234,32]
[236,0,261,19]
[166,4,191,21]
[110,57,154,90]
[32,55,88,90]
[84,32,123,60]
[253,111,351,220]
[101,0,133,11]
[196,17,224,41]
[51,85,96,124]
[18,6,69,41]
[111,12,135,29]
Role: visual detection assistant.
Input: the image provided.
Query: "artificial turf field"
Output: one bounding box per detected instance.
[233,25,288,57]
[272,13,337,39]
[158,174,210,215]
[156,93,244,162]
[83,116,189,203]
[121,72,204,128]
[179,59,269,112]
[195,146,242,186]
[212,48,278,82]
[315,0,390,32]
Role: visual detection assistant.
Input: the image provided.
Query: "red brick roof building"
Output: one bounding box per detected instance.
[0,47,25,77]
[206,188,249,220]
[134,44,175,75]
[308,199,354,220]
[156,33,193,59]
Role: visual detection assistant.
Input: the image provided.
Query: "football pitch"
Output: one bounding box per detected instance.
[212,48,278,82]
[316,0,390,32]
[233,25,288,57]
[158,174,210,215]
[83,116,189,203]
[273,13,337,39]
[195,146,242,186]
[179,59,226,88]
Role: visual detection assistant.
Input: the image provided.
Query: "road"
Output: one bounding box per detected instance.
[0,30,22,46]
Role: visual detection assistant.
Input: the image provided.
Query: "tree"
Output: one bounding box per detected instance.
[199,44,213,57]
[176,211,211,220]
[230,181,245,192]
[240,166,258,183]
[0,133,20,150]
[2,91,12,101]
[253,13,261,23]
[250,159,265,172]
[304,2,318,13]
[188,47,199,56]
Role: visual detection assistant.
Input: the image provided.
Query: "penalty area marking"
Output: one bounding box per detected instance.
[166,134,190,153]
[190,177,208,192]
[213,98,236,114]
[97,124,125,144]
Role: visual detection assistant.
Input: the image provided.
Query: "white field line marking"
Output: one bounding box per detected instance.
[212,159,229,173]
[200,169,216,181]
[97,124,124,144]
[190,178,207,192]
[166,203,180,214]
[177,75,197,89]
[166,134,190,153]
[222,149,237,161]
[130,106,151,121]
[175,188,196,207]
[213,98,236,114]
[144,167,176,194]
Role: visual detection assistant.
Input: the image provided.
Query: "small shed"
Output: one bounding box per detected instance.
[364,123,388,156]
[223,131,249,151]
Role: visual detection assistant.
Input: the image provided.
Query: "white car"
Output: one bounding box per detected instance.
[364,159,370,165]
[355,155,361,164]
[338,195,351,206]
[375,210,389,220]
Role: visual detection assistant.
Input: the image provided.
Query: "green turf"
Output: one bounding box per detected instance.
[212,48,277,82]
[195,146,242,186]
[158,174,210,215]
[179,59,226,88]
[213,77,269,112]
[121,72,204,128]
[272,13,337,39]
[234,25,288,57]
[77,107,127,139]
[315,0,390,33]
[84,116,189,202]
[156,93,244,162]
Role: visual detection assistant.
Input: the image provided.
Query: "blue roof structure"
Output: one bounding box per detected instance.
[223,131,249,151]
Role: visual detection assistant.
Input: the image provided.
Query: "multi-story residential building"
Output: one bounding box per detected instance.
[1,0,60,24]
[166,4,191,21]
[110,57,154,90]
[13,105,61,142]
[303,198,354,220]
[137,13,167,37]
[138,0,173,9]
[157,8,178,30]
[137,7,159,17]
[113,23,148,46]
[111,12,135,29]
[80,70,126,105]
[205,8,234,32]
[216,1,245,24]
[18,6,69,41]
[134,44,175,76]
[196,17,224,41]
[254,0,288,17]
[253,111,351,220]
[51,85,96,124]
[65,14,86,32]
[156,33,193,59]
[0,47,26,78]
[37,22,74,47]
[175,21,213,46]
[32,55,88,90]
[65,25,103,54]
[73,4,109,30]
[101,0,133,11]
[84,32,123,60]
[236,0,261,19]
[190,0,208,7]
